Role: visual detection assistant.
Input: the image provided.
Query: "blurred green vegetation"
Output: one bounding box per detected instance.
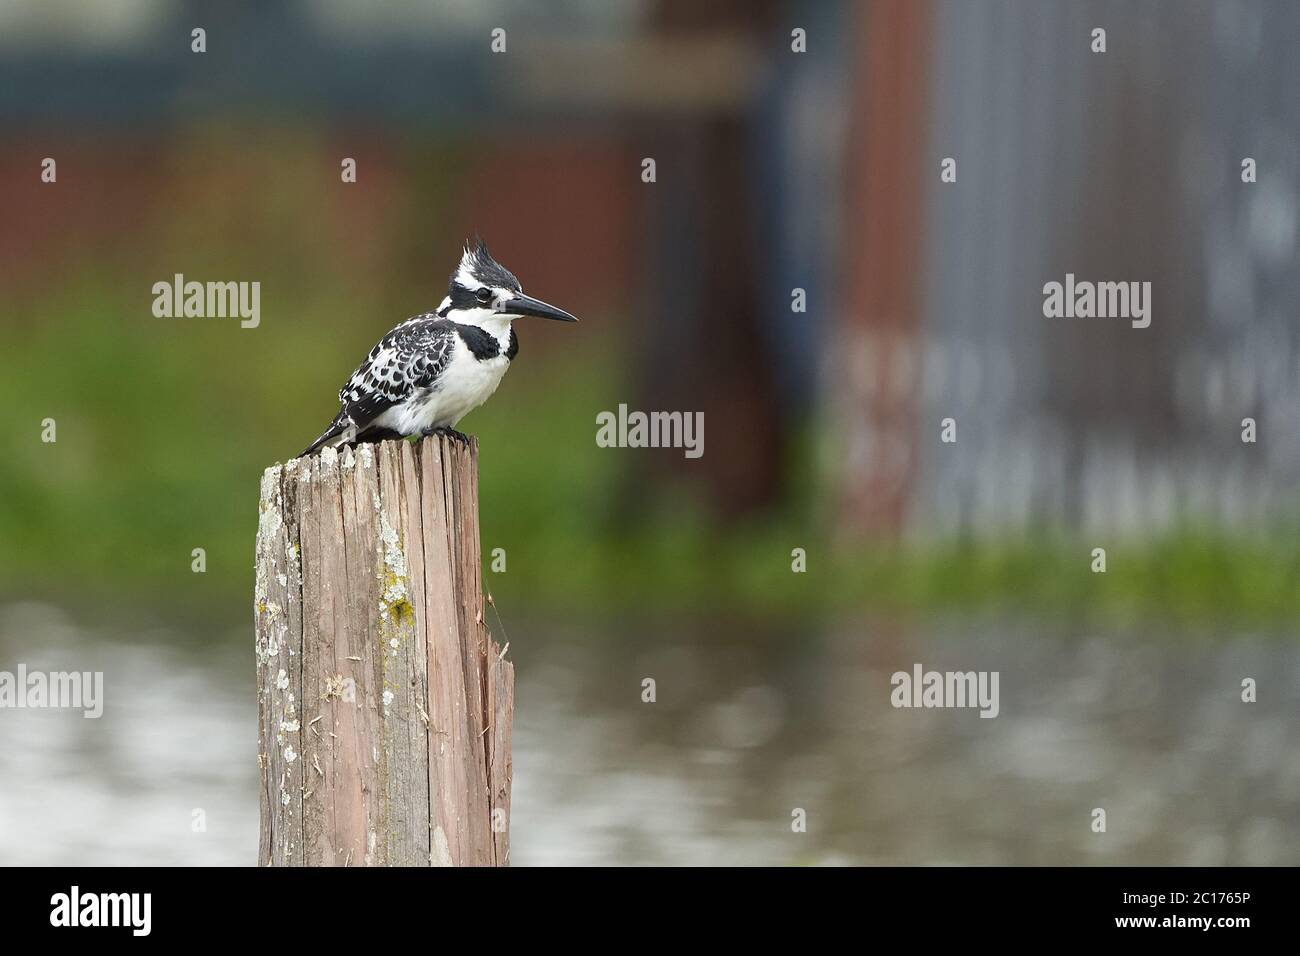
[1,125,1296,631]
[2,264,1297,629]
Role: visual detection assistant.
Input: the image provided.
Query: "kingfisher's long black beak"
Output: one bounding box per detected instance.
[502,293,578,322]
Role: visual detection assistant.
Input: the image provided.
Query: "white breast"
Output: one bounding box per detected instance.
[377,336,511,434]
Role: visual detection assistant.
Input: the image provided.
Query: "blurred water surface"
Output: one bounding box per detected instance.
[0,601,1295,866]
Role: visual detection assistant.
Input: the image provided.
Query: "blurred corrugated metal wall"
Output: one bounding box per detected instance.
[910,0,1300,539]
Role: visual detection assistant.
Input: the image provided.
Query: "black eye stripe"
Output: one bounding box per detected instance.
[446,281,513,312]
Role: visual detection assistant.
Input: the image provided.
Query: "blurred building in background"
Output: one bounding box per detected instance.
[835,0,1300,540]
[2,0,1296,545]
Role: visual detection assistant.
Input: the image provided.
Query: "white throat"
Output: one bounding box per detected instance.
[457,308,513,350]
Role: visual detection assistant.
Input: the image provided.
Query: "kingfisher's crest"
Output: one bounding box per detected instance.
[451,237,521,294]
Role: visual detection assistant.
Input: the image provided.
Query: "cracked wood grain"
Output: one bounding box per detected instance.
[255,435,513,866]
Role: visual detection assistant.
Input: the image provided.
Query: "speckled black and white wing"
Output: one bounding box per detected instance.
[299,315,457,457]
[338,316,458,422]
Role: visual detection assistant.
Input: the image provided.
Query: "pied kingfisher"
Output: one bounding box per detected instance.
[299,239,578,458]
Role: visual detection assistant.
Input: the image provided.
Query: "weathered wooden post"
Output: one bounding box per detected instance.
[254,436,513,866]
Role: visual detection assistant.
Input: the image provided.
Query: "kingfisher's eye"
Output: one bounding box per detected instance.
[476,288,493,304]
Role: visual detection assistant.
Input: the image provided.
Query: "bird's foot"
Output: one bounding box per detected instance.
[425,426,473,447]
